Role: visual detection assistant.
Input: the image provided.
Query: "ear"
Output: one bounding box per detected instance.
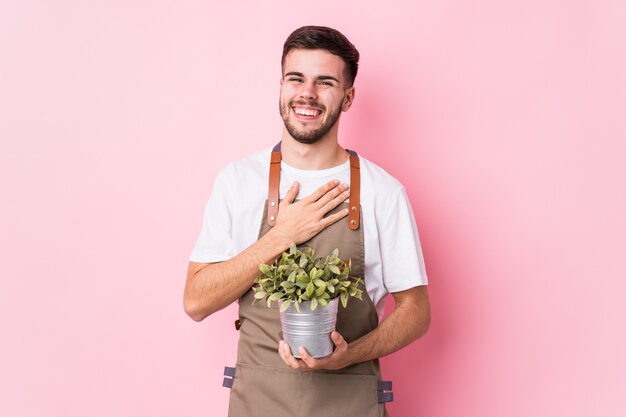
[342,86,355,112]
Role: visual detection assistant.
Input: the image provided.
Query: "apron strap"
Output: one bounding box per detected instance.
[266,141,361,230]
[347,150,361,230]
[267,143,282,227]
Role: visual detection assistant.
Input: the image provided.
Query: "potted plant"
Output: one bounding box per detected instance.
[252,243,363,358]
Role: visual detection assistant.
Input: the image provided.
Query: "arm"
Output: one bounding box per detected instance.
[279,285,431,370]
[184,180,351,321]
[184,232,292,322]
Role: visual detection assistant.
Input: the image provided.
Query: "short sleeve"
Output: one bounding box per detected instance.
[378,187,428,292]
[189,170,236,263]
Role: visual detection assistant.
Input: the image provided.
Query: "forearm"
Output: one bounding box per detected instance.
[184,229,292,321]
[184,180,351,322]
[346,287,431,365]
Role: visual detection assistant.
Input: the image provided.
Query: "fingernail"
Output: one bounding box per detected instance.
[342,183,349,189]
[333,179,340,185]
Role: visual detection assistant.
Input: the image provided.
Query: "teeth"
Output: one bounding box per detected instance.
[294,108,319,116]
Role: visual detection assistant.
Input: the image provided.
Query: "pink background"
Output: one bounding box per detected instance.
[1,1,625,416]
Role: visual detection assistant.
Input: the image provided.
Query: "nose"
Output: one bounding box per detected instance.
[298,81,317,100]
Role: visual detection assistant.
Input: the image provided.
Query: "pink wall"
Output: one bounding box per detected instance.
[1,1,625,416]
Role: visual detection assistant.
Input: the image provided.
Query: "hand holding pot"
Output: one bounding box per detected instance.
[278,331,352,371]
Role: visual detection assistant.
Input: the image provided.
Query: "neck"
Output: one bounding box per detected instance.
[280,133,348,170]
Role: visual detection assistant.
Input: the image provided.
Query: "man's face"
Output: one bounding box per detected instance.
[279,48,355,144]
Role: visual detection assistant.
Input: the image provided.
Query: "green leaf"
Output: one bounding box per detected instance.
[310,297,318,310]
[269,292,285,301]
[327,284,335,293]
[296,273,309,283]
[294,302,301,313]
[341,292,348,308]
[305,282,314,298]
[279,299,292,312]
[254,292,266,299]
[259,264,271,276]
[289,243,297,255]
[331,248,339,258]
[315,286,326,296]
[328,264,341,275]
[318,298,328,307]
[313,279,326,288]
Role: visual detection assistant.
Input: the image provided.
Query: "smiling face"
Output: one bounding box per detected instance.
[279,48,355,144]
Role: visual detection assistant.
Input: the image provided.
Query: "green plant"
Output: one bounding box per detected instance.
[253,244,363,312]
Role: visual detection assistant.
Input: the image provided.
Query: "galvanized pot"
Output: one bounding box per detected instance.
[279,298,339,358]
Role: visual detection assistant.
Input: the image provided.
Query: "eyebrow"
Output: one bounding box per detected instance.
[284,72,340,83]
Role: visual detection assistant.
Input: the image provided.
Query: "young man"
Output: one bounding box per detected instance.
[184,26,430,417]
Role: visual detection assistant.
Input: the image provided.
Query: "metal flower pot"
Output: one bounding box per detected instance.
[279,297,339,358]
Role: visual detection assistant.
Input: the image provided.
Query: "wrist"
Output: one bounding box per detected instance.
[339,344,356,369]
[342,338,369,367]
[262,226,293,255]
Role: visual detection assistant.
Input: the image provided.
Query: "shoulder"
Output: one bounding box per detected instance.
[216,146,272,185]
[358,155,406,198]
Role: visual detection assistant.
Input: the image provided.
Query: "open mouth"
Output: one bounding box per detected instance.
[292,106,322,120]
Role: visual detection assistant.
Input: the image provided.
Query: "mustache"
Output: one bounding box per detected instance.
[289,100,325,111]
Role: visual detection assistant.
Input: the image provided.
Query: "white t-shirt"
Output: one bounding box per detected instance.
[190,146,428,318]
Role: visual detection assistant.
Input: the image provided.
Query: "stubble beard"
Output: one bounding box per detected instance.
[279,99,342,145]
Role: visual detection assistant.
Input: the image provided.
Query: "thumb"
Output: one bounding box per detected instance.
[331,331,346,347]
[282,181,299,204]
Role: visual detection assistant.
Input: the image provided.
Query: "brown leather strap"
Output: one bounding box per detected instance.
[347,151,361,230]
[267,150,281,226]
[266,143,360,230]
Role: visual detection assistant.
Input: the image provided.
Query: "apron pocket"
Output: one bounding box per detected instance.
[299,370,383,417]
[228,362,384,417]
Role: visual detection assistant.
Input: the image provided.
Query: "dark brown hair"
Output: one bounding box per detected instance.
[282,26,360,87]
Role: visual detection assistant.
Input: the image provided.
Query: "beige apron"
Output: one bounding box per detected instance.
[223,144,393,417]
